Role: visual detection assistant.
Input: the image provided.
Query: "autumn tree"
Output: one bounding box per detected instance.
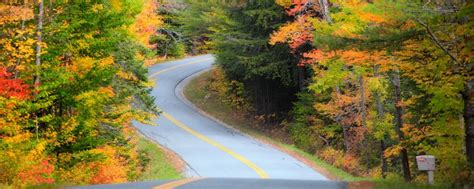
[0,0,162,185]
[271,0,473,183]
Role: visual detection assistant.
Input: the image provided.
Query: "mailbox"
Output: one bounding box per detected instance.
[416,155,435,171]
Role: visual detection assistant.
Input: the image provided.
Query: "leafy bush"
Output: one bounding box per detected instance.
[206,67,253,112]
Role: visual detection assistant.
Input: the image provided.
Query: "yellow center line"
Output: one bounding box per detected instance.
[149,58,269,179]
[153,178,203,189]
[163,112,269,179]
[149,58,212,78]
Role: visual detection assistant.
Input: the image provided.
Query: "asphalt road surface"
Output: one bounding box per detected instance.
[78,178,348,189]
[77,55,348,188]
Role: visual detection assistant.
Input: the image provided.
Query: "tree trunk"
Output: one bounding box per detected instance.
[342,125,351,152]
[13,20,26,79]
[359,75,366,128]
[335,85,352,151]
[381,140,388,178]
[463,79,474,167]
[392,70,411,182]
[265,79,269,114]
[34,0,44,91]
[318,0,332,23]
[374,66,387,178]
[298,66,305,91]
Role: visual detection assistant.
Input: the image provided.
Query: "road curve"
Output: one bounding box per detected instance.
[134,55,328,180]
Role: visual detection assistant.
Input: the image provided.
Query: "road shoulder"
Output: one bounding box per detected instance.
[177,68,360,181]
[136,132,184,181]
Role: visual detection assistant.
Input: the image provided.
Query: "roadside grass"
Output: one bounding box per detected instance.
[183,69,467,188]
[136,135,183,181]
[278,142,364,181]
[0,135,181,188]
[183,69,362,181]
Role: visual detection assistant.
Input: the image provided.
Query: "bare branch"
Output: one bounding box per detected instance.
[423,0,431,8]
[413,16,459,64]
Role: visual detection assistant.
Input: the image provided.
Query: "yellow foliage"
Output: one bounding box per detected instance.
[77,39,91,49]
[58,145,133,184]
[91,4,104,12]
[3,133,32,144]
[116,70,138,81]
[69,57,94,76]
[331,23,360,38]
[129,0,163,48]
[97,56,114,68]
[333,0,363,7]
[0,0,159,185]
[384,145,403,158]
[68,56,114,76]
[274,0,292,8]
[110,0,123,11]
[58,160,94,184]
[145,57,161,66]
[0,5,34,25]
[357,11,386,24]
[0,22,36,74]
[89,146,128,184]
[98,86,115,98]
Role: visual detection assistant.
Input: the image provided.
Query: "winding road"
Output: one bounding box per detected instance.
[78,55,350,188]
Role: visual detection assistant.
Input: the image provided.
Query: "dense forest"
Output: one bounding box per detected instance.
[0,0,473,186]
[176,0,473,184]
[0,0,164,185]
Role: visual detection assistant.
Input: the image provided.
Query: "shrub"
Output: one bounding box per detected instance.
[206,67,253,112]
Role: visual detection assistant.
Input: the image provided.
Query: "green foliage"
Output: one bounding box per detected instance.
[1,0,160,185]
[283,0,473,183]
[181,0,301,115]
[179,0,473,184]
[155,36,185,58]
[205,67,253,112]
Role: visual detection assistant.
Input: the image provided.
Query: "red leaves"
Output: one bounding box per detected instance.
[88,146,128,184]
[17,159,55,185]
[282,0,319,17]
[271,0,322,66]
[88,162,127,184]
[302,49,325,65]
[0,67,31,100]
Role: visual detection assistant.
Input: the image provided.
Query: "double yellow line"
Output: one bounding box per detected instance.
[150,58,269,187]
[163,113,268,178]
[154,178,203,189]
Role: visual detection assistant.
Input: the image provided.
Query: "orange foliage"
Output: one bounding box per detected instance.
[88,146,128,184]
[341,154,361,173]
[318,147,364,175]
[304,49,338,65]
[303,49,325,62]
[17,159,55,185]
[316,91,366,126]
[303,49,391,68]
[270,16,313,50]
[130,0,163,48]
[357,11,386,24]
[319,147,345,165]
[58,146,129,185]
[0,5,34,25]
